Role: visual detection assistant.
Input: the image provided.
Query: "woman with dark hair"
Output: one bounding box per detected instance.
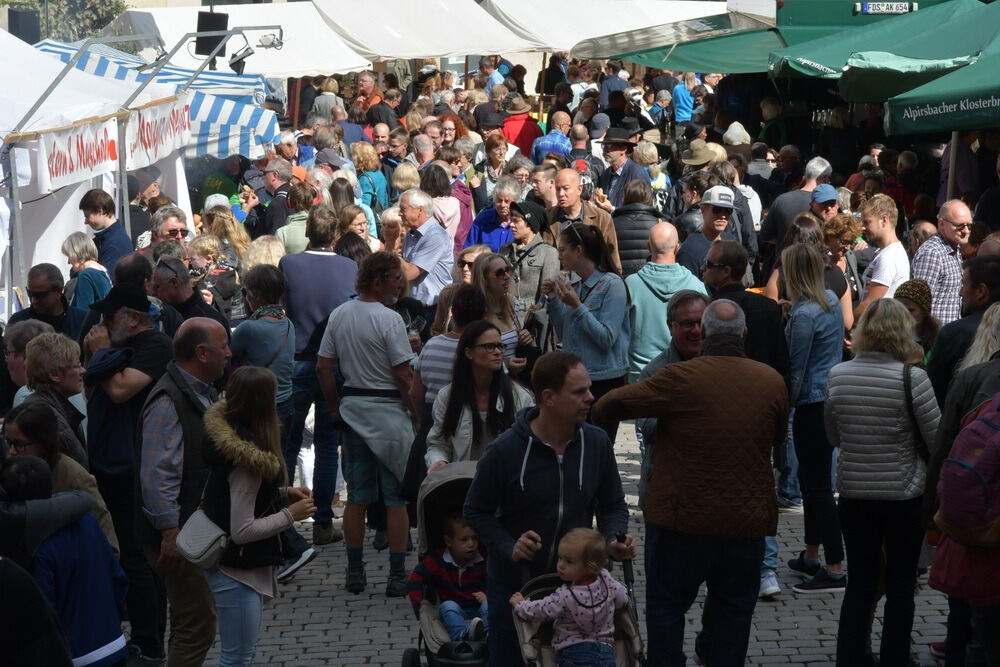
[612,179,661,276]
[3,401,118,554]
[421,164,462,242]
[674,171,717,242]
[425,320,534,472]
[543,223,629,440]
[334,232,374,264]
[202,366,316,666]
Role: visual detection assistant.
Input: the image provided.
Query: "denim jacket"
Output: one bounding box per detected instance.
[547,270,629,380]
[785,290,843,406]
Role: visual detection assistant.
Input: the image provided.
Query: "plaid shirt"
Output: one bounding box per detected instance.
[911,233,963,324]
[530,129,572,165]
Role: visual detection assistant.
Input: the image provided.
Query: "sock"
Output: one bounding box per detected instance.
[347,547,364,570]
[826,569,846,579]
[802,553,820,565]
[389,551,407,577]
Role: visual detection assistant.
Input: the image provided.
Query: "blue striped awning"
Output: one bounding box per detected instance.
[34,39,279,158]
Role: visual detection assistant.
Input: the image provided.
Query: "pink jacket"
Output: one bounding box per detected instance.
[513,569,628,651]
[433,196,462,241]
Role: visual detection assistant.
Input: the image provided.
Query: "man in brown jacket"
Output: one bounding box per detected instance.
[593,299,789,667]
[541,168,622,273]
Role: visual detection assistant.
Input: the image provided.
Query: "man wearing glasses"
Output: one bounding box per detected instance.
[140,206,189,257]
[7,263,87,340]
[911,199,973,324]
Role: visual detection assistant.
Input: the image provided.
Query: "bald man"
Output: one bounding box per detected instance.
[541,168,622,272]
[912,199,973,323]
[979,237,1000,257]
[908,220,938,257]
[530,110,573,164]
[625,222,707,381]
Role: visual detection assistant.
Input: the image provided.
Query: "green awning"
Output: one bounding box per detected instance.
[624,27,784,73]
[768,0,982,80]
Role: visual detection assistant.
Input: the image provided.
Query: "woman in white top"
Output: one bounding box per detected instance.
[426,320,534,472]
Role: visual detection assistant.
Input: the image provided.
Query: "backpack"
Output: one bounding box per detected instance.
[935,392,1000,547]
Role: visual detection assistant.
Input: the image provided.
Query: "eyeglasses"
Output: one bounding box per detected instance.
[671,319,703,331]
[3,433,31,453]
[941,219,973,231]
[472,342,505,352]
[493,266,512,278]
[26,288,56,300]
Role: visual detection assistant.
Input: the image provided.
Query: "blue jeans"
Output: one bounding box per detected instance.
[646,523,762,667]
[487,577,524,667]
[774,407,802,503]
[206,570,262,667]
[289,360,339,527]
[762,535,779,575]
[559,641,615,666]
[439,600,489,641]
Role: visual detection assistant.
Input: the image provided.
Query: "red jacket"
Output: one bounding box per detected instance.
[501,113,543,157]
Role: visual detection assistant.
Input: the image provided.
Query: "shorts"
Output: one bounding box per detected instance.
[341,424,405,506]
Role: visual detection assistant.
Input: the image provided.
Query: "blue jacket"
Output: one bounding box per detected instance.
[464,406,628,589]
[547,270,630,381]
[464,208,513,253]
[359,169,389,211]
[599,75,627,110]
[786,290,843,406]
[672,83,694,123]
[598,158,648,209]
[33,513,128,667]
[93,221,132,277]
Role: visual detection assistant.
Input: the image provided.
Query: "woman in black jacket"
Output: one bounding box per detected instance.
[202,367,316,666]
[612,180,662,276]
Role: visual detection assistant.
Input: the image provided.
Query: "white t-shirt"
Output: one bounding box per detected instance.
[862,240,910,298]
[318,300,415,390]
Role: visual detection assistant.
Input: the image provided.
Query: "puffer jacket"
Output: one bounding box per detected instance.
[611,203,660,276]
[825,353,939,500]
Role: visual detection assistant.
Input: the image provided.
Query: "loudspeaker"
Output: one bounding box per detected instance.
[195,11,228,56]
[8,8,40,45]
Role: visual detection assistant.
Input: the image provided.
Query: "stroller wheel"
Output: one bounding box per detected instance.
[401,647,421,667]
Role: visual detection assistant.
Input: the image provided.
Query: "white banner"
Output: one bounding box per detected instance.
[37,119,120,192]
[125,97,192,170]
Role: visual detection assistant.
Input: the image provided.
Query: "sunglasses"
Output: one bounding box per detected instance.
[710,206,731,215]
[460,259,476,269]
[155,258,181,279]
[163,228,185,238]
[493,267,512,278]
[701,260,728,270]
[26,288,56,300]
[942,219,973,231]
[472,342,505,352]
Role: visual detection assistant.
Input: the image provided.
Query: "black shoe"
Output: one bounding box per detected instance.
[792,568,847,593]
[372,530,388,552]
[787,551,822,579]
[276,547,317,582]
[345,565,367,594]
[385,574,407,598]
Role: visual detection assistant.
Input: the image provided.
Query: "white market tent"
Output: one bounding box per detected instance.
[0,28,190,303]
[311,0,539,60]
[479,0,725,52]
[103,3,371,78]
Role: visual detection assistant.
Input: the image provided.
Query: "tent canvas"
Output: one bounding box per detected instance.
[103,3,371,78]
[480,0,722,52]
[311,0,537,60]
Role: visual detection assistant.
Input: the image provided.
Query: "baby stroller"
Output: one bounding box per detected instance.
[513,534,645,666]
[402,461,487,667]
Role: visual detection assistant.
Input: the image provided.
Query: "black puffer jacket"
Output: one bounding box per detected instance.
[612,203,660,276]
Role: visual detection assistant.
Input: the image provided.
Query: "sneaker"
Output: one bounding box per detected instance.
[792,568,847,594]
[313,523,344,546]
[759,571,781,599]
[385,574,407,598]
[778,497,804,513]
[345,565,367,594]
[787,551,822,578]
[467,617,485,641]
[930,642,946,659]
[276,547,317,582]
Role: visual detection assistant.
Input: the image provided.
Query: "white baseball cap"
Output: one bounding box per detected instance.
[701,185,735,209]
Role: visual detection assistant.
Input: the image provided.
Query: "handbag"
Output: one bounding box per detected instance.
[176,481,229,569]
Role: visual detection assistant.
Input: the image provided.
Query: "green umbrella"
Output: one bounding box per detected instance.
[768,0,980,79]
[839,0,1000,102]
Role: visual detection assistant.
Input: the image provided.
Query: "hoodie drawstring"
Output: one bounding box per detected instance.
[520,428,584,491]
[520,436,533,491]
[578,427,585,491]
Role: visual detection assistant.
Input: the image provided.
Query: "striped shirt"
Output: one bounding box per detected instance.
[415,335,460,404]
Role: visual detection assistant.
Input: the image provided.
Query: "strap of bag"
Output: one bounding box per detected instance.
[262,320,292,370]
[903,363,931,462]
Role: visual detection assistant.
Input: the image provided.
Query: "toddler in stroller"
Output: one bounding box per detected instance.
[510,528,629,667]
[407,514,489,642]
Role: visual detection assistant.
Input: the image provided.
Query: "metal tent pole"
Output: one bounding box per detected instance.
[946,131,959,201]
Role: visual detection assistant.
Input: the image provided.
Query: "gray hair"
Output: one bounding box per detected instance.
[331,168,357,188]
[278,130,297,146]
[655,89,672,104]
[439,89,455,105]
[702,298,746,337]
[493,175,522,200]
[803,156,832,182]
[666,289,709,324]
[453,137,476,161]
[61,231,98,263]
[412,134,435,156]
[313,126,338,151]
[151,205,187,236]
[305,111,331,128]
[153,256,190,286]
[5,319,55,354]
[331,104,348,120]
[505,155,534,175]
[401,189,434,217]
[307,168,334,207]
[265,158,292,182]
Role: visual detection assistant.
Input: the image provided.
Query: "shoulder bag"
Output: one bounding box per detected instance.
[176,479,229,569]
[903,363,931,462]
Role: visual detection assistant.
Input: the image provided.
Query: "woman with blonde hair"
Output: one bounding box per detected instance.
[472,253,533,371]
[825,298,938,666]
[204,205,251,266]
[957,301,1000,371]
[60,231,110,310]
[243,235,286,272]
[633,141,667,190]
[311,76,343,120]
[431,244,491,335]
[672,72,697,124]
[391,162,421,196]
[783,242,846,593]
[380,207,405,255]
[351,142,388,212]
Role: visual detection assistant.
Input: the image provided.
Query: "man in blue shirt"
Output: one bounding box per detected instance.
[595,128,648,210]
[599,59,628,110]
[80,188,131,277]
[398,189,454,318]
[530,111,572,165]
[8,264,87,340]
[481,57,505,98]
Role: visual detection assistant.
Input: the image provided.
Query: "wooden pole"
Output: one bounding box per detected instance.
[292,78,301,131]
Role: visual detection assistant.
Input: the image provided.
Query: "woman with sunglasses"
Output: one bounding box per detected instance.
[471,253,533,370]
[425,320,534,473]
[543,223,629,441]
[431,244,491,336]
[3,401,118,555]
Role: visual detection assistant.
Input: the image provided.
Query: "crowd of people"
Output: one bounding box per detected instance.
[2,52,1000,667]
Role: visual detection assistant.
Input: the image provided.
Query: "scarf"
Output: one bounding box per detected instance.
[249,304,285,321]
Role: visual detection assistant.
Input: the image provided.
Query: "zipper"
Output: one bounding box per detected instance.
[546,454,565,572]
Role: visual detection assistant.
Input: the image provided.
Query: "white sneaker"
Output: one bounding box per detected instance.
[759,571,781,599]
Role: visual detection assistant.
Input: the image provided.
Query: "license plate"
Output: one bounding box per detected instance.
[862,2,912,14]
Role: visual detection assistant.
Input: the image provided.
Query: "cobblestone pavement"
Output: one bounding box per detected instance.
[202,427,948,666]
